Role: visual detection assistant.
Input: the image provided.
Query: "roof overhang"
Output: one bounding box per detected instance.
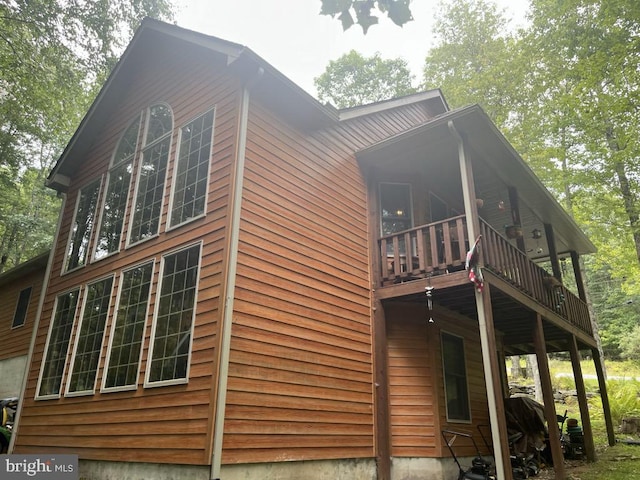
[46,18,340,192]
[357,105,596,256]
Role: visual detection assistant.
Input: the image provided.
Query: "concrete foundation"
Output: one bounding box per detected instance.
[0,356,27,398]
[391,456,479,480]
[78,458,377,480]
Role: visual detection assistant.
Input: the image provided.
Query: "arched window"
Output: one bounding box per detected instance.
[94,115,141,260]
[129,103,173,245]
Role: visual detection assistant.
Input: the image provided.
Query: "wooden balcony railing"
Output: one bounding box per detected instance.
[378,216,593,337]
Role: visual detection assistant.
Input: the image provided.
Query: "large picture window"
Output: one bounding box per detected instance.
[38,289,80,398]
[65,179,101,271]
[103,261,154,390]
[170,109,215,228]
[94,115,140,260]
[442,332,471,422]
[67,277,113,394]
[146,243,201,385]
[129,104,173,245]
[12,286,32,328]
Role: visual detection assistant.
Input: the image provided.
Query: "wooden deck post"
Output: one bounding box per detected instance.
[592,347,616,446]
[449,120,511,480]
[373,298,391,480]
[568,336,596,461]
[533,314,566,479]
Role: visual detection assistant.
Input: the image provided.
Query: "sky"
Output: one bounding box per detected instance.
[175,0,530,97]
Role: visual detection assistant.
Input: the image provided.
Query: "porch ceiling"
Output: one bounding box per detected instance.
[381,272,596,356]
[357,105,596,257]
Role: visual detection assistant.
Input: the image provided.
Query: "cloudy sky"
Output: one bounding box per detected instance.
[175,0,530,97]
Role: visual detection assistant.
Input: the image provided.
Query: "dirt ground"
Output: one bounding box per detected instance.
[534,458,587,480]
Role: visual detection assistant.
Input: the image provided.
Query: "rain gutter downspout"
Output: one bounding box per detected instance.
[447,120,509,480]
[9,192,67,453]
[211,66,264,480]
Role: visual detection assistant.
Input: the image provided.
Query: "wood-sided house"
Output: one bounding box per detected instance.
[0,252,48,399]
[10,18,613,480]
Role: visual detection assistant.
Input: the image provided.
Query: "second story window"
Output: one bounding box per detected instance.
[169,109,215,228]
[65,179,101,272]
[129,104,173,245]
[12,286,33,328]
[94,115,141,260]
[380,183,413,236]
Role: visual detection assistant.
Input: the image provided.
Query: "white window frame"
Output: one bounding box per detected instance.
[441,331,472,423]
[36,288,81,400]
[127,103,173,247]
[11,286,33,328]
[65,275,114,397]
[167,107,215,231]
[102,260,155,393]
[93,115,141,262]
[63,178,102,273]
[144,241,202,388]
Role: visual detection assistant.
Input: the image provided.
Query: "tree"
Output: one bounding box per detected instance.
[524,0,640,285]
[315,50,416,108]
[320,0,413,33]
[422,0,522,127]
[0,0,175,270]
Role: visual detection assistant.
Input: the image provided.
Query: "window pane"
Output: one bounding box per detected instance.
[95,161,133,259]
[38,289,80,397]
[129,137,170,244]
[104,262,153,389]
[146,104,172,145]
[113,115,141,165]
[148,244,200,384]
[170,109,214,227]
[442,332,471,421]
[12,286,33,328]
[65,180,101,271]
[68,277,113,393]
[380,183,412,235]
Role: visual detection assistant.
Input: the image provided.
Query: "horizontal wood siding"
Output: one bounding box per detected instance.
[14,42,240,466]
[223,99,373,464]
[434,309,491,458]
[387,305,491,459]
[0,266,46,360]
[386,304,437,457]
[220,100,439,464]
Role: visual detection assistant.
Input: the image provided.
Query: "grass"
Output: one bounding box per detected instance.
[506,358,640,478]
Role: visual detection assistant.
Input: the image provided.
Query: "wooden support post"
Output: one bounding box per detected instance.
[570,251,586,302]
[533,314,566,479]
[449,120,511,480]
[373,298,391,480]
[568,336,595,462]
[508,187,526,253]
[479,283,513,480]
[544,224,562,281]
[592,347,616,446]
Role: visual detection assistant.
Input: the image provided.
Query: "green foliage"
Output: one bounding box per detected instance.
[619,325,640,362]
[589,379,640,428]
[314,50,416,108]
[0,0,175,270]
[422,0,521,126]
[320,0,413,33]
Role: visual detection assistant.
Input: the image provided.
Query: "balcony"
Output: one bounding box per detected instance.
[377,216,593,340]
